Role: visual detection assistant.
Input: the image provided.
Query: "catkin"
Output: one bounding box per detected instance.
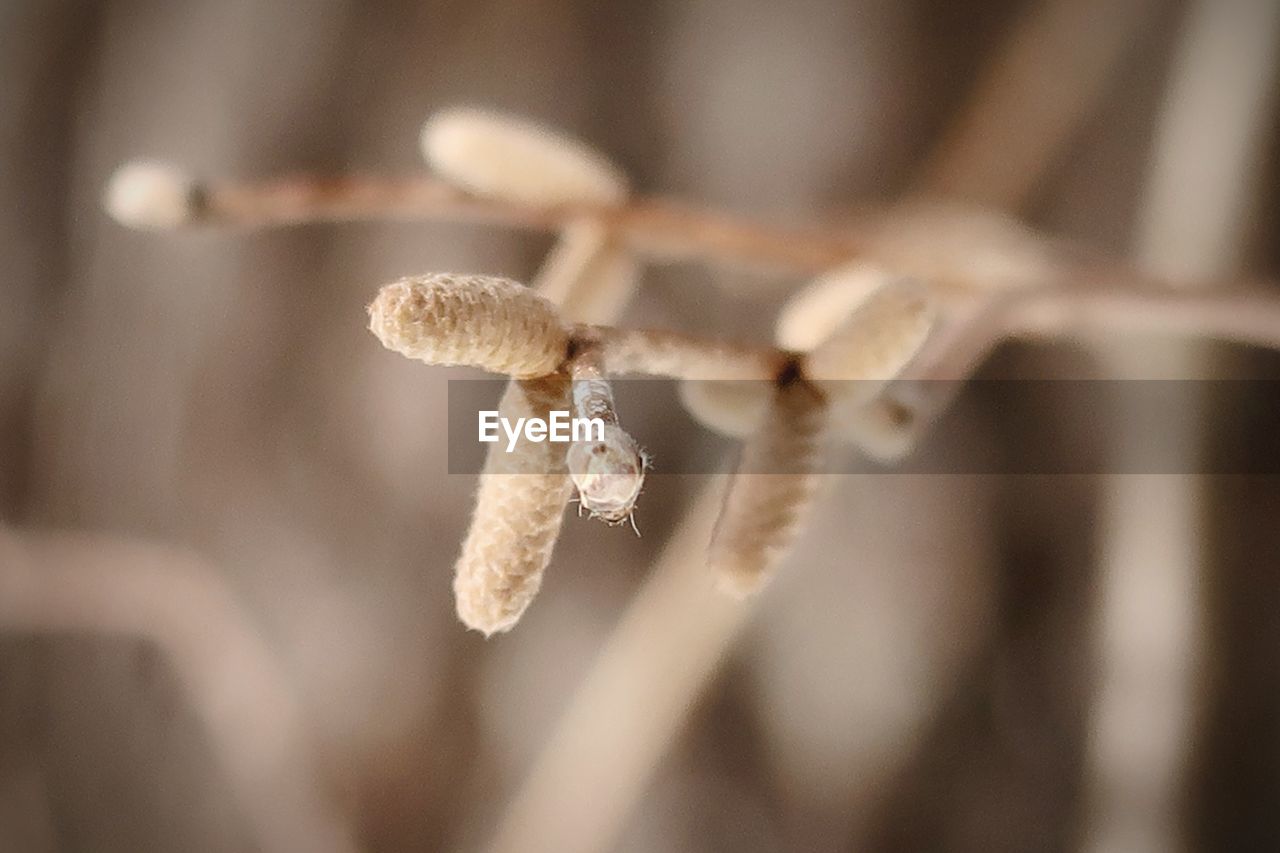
[421,108,628,206]
[677,380,771,438]
[709,379,827,596]
[104,160,199,230]
[367,274,569,378]
[838,397,919,462]
[535,221,639,325]
[681,262,890,437]
[775,262,891,351]
[454,376,573,635]
[801,279,934,405]
[868,201,1061,292]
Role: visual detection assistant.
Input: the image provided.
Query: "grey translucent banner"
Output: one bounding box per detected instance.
[444,379,1280,475]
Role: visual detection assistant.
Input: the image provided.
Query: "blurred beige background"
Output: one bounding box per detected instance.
[2,1,1279,851]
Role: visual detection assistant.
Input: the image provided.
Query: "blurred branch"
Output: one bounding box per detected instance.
[483,480,749,853]
[1083,1,1280,851]
[0,527,359,853]
[910,0,1169,209]
[106,165,860,275]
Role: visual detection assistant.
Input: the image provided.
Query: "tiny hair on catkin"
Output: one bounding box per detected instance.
[709,379,827,597]
[421,108,628,206]
[367,273,569,378]
[104,160,199,230]
[454,377,573,635]
[800,278,935,405]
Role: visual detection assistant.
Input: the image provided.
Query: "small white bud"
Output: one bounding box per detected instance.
[104,161,198,230]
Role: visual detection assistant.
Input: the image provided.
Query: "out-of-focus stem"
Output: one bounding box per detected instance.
[188,175,861,274]
[911,0,1168,209]
[0,528,357,853]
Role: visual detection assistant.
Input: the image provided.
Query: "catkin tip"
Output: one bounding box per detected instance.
[367,273,569,377]
[775,263,892,351]
[421,107,628,206]
[104,160,198,229]
[800,278,935,402]
[708,382,827,596]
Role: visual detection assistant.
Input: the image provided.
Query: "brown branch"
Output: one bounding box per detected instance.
[113,167,861,274]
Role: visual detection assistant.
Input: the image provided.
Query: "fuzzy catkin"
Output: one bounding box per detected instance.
[367,274,569,378]
[774,262,891,351]
[677,380,771,438]
[837,397,918,462]
[869,201,1061,292]
[104,161,199,230]
[454,376,574,635]
[421,108,628,206]
[801,279,934,404]
[709,380,827,597]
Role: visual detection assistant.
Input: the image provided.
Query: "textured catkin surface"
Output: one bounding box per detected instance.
[709,380,827,596]
[368,274,569,378]
[802,280,934,401]
[454,376,573,635]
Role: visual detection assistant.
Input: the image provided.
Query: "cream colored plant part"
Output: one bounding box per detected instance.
[775,262,893,351]
[535,220,639,325]
[422,107,638,633]
[677,379,772,438]
[454,376,574,636]
[426,108,640,325]
[709,380,828,597]
[801,278,935,406]
[421,108,628,206]
[367,274,569,378]
[867,200,1061,292]
[104,160,199,229]
[681,261,894,439]
[680,263,917,439]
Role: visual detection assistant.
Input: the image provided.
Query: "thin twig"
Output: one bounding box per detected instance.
[112,167,862,274]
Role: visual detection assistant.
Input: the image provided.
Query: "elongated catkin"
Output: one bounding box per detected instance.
[454,376,573,635]
[368,274,569,378]
[709,380,827,596]
[801,279,934,404]
[421,108,628,206]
